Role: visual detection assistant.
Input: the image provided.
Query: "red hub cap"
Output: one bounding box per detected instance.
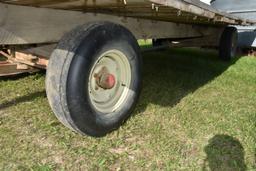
[94,67,116,90]
[99,73,116,89]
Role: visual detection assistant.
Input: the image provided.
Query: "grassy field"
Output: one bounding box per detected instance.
[0,48,255,170]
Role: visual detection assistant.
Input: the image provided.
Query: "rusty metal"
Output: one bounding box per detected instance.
[94,67,116,90]
[245,49,256,57]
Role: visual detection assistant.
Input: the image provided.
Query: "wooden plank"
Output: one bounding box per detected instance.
[0,0,254,25]
[0,3,224,45]
[150,0,251,24]
[0,61,38,76]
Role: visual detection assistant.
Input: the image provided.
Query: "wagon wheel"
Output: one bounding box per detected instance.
[219,27,238,61]
[46,22,142,137]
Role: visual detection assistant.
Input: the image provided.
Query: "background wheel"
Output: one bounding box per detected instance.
[219,27,238,61]
[46,22,142,137]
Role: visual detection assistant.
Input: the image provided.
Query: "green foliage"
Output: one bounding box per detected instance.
[0,48,255,170]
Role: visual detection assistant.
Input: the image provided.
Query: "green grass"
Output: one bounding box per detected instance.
[0,55,6,61]
[0,48,255,170]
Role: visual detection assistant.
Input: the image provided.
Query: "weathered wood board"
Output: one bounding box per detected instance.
[0,0,255,26]
[0,3,224,45]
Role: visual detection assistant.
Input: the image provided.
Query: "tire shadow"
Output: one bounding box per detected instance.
[0,48,238,113]
[203,134,246,171]
[0,91,46,110]
[134,47,240,113]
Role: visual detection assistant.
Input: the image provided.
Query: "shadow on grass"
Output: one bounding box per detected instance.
[0,48,239,118]
[0,91,46,110]
[0,70,46,81]
[135,48,239,113]
[203,134,246,171]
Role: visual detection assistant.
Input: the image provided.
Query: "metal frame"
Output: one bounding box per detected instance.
[0,0,254,25]
[0,3,224,45]
[0,0,255,76]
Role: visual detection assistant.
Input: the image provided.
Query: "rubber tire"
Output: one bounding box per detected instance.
[219,27,238,61]
[46,22,142,137]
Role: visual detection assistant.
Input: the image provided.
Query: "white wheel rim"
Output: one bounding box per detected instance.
[88,50,132,113]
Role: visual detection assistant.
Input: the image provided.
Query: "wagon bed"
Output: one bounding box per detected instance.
[0,0,255,26]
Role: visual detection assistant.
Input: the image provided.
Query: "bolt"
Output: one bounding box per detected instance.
[155,6,159,12]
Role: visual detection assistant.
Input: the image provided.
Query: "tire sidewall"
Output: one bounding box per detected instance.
[230,30,238,58]
[219,27,238,61]
[65,23,142,136]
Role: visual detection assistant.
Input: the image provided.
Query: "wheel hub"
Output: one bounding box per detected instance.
[94,67,116,90]
[88,50,131,113]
